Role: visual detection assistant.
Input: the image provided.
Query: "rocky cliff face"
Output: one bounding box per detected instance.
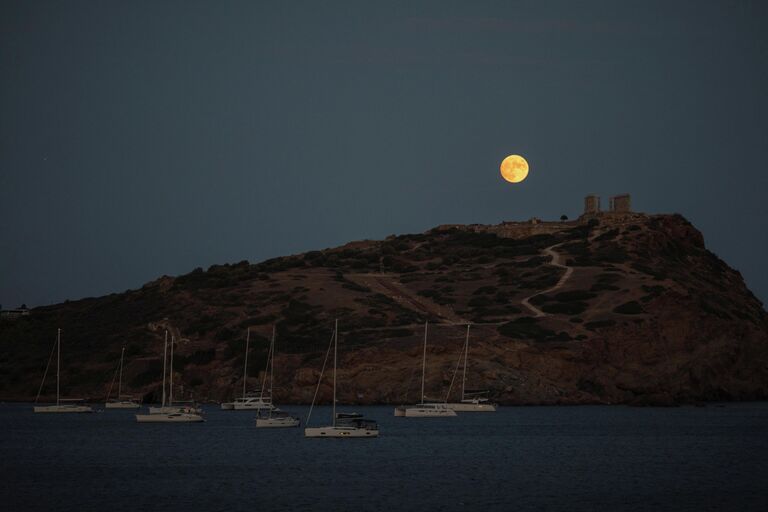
[2,213,766,405]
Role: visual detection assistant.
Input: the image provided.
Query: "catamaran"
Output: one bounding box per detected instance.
[256,327,300,428]
[34,329,94,413]
[394,321,457,418]
[304,320,379,438]
[221,328,275,411]
[105,346,141,409]
[444,324,497,412]
[136,331,203,423]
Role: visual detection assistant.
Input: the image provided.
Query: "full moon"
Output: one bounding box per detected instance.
[500,154,529,183]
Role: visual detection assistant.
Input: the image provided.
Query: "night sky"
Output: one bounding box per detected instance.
[2,1,767,308]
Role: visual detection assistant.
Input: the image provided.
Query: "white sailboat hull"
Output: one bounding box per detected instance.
[304,426,379,438]
[394,405,458,417]
[105,401,140,409]
[136,412,204,423]
[256,416,300,428]
[233,402,273,411]
[445,402,497,412]
[34,404,94,413]
[222,395,274,410]
[148,405,202,414]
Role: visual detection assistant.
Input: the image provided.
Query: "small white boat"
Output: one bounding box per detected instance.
[106,400,141,409]
[394,402,456,417]
[136,411,204,423]
[255,327,300,428]
[304,320,379,439]
[34,329,94,414]
[105,347,141,409]
[137,331,203,423]
[394,321,458,418]
[34,401,94,414]
[444,324,497,412]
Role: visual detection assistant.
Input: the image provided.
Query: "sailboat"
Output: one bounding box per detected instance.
[105,347,141,409]
[34,329,94,413]
[256,326,300,428]
[394,321,457,417]
[147,333,202,415]
[221,328,275,411]
[136,331,203,423]
[445,324,497,412]
[304,320,379,438]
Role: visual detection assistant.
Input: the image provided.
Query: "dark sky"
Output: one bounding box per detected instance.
[2,0,767,308]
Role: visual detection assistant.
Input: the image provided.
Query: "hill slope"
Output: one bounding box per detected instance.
[2,213,767,405]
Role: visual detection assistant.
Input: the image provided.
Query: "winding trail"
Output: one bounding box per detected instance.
[520,243,574,318]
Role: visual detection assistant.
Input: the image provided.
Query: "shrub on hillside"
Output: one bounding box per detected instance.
[468,296,494,308]
[591,283,621,292]
[553,290,596,302]
[585,320,616,330]
[631,263,667,281]
[541,302,588,315]
[470,306,521,321]
[594,229,619,242]
[517,256,548,268]
[614,301,644,315]
[341,281,371,293]
[498,317,558,340]
[593,243,629,263]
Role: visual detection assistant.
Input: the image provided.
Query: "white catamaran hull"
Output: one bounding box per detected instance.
[445,402,497,412]
[256,417,300,428]
[105,401,140,409]
[136,412,204,423]
[394,405,458,417]
[34,405,94,413]
[304,426,378,438]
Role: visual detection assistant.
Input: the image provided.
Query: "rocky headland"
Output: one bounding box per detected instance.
[2,212,766,405]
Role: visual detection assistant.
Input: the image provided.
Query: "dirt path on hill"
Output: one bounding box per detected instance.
[520,243,574,317]
[346,273,467,324]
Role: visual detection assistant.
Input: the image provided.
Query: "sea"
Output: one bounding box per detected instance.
[1,402,767,512]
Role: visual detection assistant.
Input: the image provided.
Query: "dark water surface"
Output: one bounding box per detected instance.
[1,403,767,511]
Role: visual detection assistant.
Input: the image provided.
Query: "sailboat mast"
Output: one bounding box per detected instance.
[269,326,275,418]
[270,326,275,396]
[260,328,272,402]
[169,335,174,406]
[421,321,428,405]
[56,328,61,407]
[161,331,168,408]
[461,324,470,400]
[243,328,250,400]
[118,346,125,398]
[332,319,338,427]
